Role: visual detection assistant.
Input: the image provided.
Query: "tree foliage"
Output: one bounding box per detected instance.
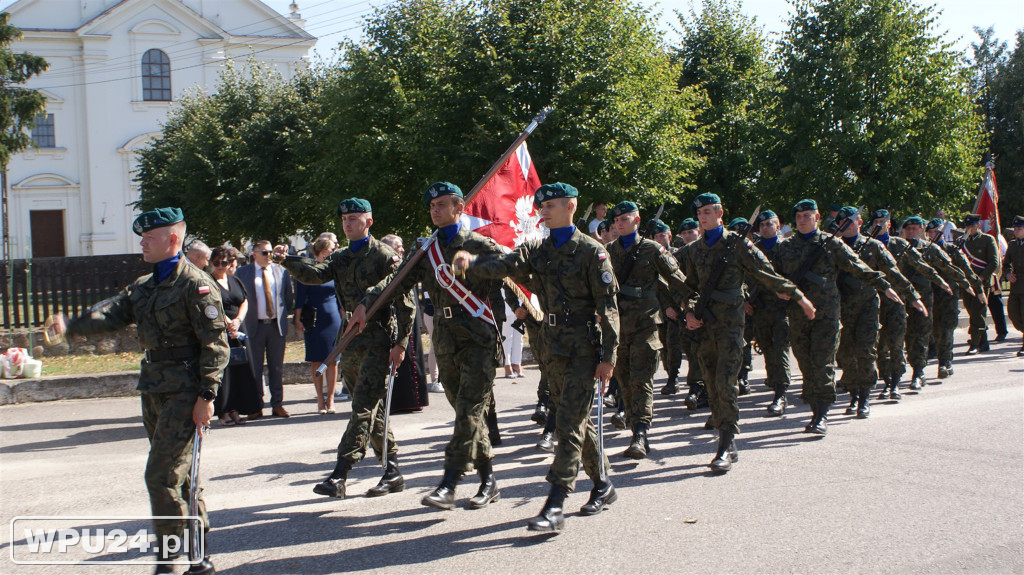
[672,0,776,222]
[0,12,48,169]
[771,0,984,220]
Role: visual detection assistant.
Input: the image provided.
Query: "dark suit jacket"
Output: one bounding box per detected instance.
[236,263,293,337]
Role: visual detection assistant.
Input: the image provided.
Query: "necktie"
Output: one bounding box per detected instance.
[262,266,275,318]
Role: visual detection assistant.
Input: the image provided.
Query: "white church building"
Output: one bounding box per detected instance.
[5,0,315,258]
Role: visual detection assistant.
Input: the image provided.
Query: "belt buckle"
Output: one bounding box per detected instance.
[143,350,152,362]
[345,311,353,320]
[443,307,453,319]
[547,313,557,327]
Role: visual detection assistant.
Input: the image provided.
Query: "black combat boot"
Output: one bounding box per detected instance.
[1017,342,1024,357]
[154,545,180,574]
[527,484,568,532]
[579,478,617,515]
[313,459,353,498]
[660,375,678,396]
[486,408,502,446]
[937,363,951,379]
[703,415,715,430]
[184,530,215,575]
[845,388,859,415]
[878,375,891,400]
[709,429,737,473]
[767,387,787,417]
[610,407,626,430]
[366,454,405,497]
[738,378,751,397]
[467,460,500,509]
[979,332,991,352]
[856,390,870,419]
[889,375,903,400]
[421,469,463,510]
[909,368,924,390]
[622,423,649,459]
[804,402,829,436]
[695,385,709,408]
[530,400,548,425]
[536,413,557,452]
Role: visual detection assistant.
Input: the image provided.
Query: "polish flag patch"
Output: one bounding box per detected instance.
[198,286,211,295]
[597,251,607,261]
[392,255,401,262]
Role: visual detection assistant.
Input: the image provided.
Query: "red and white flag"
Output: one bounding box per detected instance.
[973,161,1008,256]
[462,142,546,250]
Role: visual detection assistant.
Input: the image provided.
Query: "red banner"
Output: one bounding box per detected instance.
[462,142,545,250]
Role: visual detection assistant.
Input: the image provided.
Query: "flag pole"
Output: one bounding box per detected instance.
[314,108,553,377]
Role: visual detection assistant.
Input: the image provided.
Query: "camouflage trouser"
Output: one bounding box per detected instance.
[837,294,880,393]
[962,286,990,344]
[1007,290,1024,334]
[905,291,934,371]
[685,337,704,386]
[694,302,745,434]
[546,349,609,492]
[789,296,840,405]
[751,303,791,390]
[658,319,683,378]
[739,317,754,379]
[525,320,550,405]
[141,391,207,540]
[437,343,497,472]
[613,326,660,427]
[337,345,397,464]
[932,289,960,366]
[877,297,908,380]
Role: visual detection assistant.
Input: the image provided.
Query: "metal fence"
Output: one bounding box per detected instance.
[1,254,151,330]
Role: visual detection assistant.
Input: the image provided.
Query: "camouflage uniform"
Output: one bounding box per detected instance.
[606,236,691,434]
[958,230,1000,349]
[773,230,891,408]
[1004,236,1024,344]
[283,236,413,465]
[469,227,619,491]
[877,236,934,392]
[893,239,949,385]
[933,238,982,371]
[749,236,791,394]
[680,229,804,435]
[68,256,229,541]
[671,242,707,407]
[657,301,684,392]
[363,224,505,473]
[905,239,966,382]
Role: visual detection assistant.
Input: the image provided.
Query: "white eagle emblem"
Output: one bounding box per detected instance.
[510,195,547,246]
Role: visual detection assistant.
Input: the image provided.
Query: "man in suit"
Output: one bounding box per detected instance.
[237,239,294,418]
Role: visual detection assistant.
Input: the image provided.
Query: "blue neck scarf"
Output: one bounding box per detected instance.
[908,238,920,248]
[935,237,944,247]
[550,225,576,248]
[439,222,462,245]
[705,226,724,247]
[619,231,638,250]
[350,235,370,254]
[761,235,778,250]
[155,254,180,284]
[800,230,818,241]
[842,233,858,247]
[877,232,890,245]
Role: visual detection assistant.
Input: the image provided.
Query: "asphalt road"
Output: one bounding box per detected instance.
[1,329,1022,574]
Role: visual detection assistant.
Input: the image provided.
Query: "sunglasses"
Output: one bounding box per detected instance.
[212,260,231,267]
[258,250,270,256]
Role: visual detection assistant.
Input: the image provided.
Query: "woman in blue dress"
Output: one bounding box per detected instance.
[294,237,342,414]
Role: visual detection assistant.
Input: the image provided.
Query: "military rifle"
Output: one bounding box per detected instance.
[615,203,665,285]
[575,202,594,233]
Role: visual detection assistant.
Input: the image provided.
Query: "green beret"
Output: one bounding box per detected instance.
[926,218,945,231]
[962,213,982,225]
[692,193,721,214]
[597,219,611,233]
[677,218,699,232]
[869,209,890,222]
[828,202,842,212]
[132,207,183,236]
[336,198,372,216]
[754,210,777,226]
[422,182,463,207]
[835,206,859,222]
[903,215,927,227]
[792,199,818,214]
[649,219,670,234]
[609,201,639,219]
[726,217,748,231]
[532,182,579,208]
[1013,215,1024,228]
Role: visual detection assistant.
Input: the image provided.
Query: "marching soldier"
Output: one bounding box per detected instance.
[748,210,794,416]
[901,216,969,389]
[347,182,506,511]
[453,182,619,532]
[832,207,922,418]
[59,208,228,574]
[681,194,814,471]
[772,200,902,436]
[653,219,686,397]
[958,214,1000,354]
[871,209,943,400]
[606,202,693,459]
[926,218,985,375]
[1004,216,1024,356]
[726,217,755,397]
[672,219,708,410]
[277,198,414,500]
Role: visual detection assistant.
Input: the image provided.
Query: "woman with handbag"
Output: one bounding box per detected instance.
[294,237,342,414]
[210,245,264,425]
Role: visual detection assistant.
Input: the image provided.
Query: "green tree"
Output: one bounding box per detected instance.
[981,30,1023,227]
[970,26,1007,149]
[672,0,777,222]
[770,0,984,220]
[136,63,325,245]
[312,0,706,239]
